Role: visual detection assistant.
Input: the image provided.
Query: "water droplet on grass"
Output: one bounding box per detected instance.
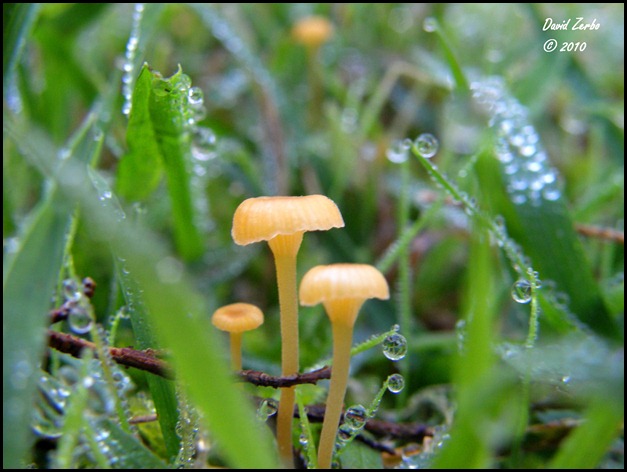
[188,86,204,106]
[387,374,405,393]
[382,333,408,360]
[337,424,353,443]
[511,279,532,304]
[344,405,367,430]
[423,17,438,32]
[256,399,278,421]
[414,133,439,158]
[68,306,93,334]
[191,127,217,161]
[386,139,410,163]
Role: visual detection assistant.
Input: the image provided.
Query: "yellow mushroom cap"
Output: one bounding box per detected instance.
[211,303,264,333]
[299,263,390,306]
[231,195,344,246]
[291,15,334,48]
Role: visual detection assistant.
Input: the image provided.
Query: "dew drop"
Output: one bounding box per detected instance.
[175,74,192,93]
[387,374,405,393]
[455,319,467,352]
[99,190,112,201]
[542,187,561,201]
[191,127,217,161]
[423,17,438,32]
[188,86,204,107]
[256,399,278,422]
[382,333,408,361]
[299,433,308,445]
[511,192,527,205]
[526,161,542,173]
[337,424,353,443]
[386,139,410,164]
[511,279,532,304]
[68,306,94,334]
[414,133,439,158]
[344,404,367,430]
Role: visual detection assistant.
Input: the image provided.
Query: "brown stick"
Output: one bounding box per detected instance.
[238,366,331,388]
[48,330,173,379]
[575,223,624,244]
[48,329,333,387]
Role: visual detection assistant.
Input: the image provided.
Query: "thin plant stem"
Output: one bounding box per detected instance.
[396,158,412,405]
[512,278,541,465]
[296,388,318,468]
[90,324,131,433]
[410,144,540,286]
[376,198,444,274]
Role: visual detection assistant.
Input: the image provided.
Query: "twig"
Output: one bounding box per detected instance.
[238,367,331,388]
[575,223,624,245]
[295,404,433,442]
[47,329,333,387]
[48,330,173,379]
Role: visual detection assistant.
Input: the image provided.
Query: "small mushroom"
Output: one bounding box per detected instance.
[291,15,334,50]
[212,303,264,371]
[291,15,334,126]
[232,195,344,466]
[300,263,389,469]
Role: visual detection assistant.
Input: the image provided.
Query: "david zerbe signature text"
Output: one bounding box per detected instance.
[543,17,600,31]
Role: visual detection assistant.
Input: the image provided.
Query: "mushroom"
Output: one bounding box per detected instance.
[232,195,344,466]
[299,263,389,469]
[291,15,334,50]
[291,15,334,126]
[211,303,264,371]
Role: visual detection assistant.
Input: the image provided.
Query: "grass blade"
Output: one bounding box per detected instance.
[471,78,619,340]
[3,188,72,468]
[117,63,205,261]
[4,113,279,469]
[549,400,623,469]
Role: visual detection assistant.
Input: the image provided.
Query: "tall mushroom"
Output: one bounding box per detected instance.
[211,303,264,371]
[299,263,389,469]
[232,195,344,467]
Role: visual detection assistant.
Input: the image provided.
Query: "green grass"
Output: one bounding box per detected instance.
[3,3,623,469]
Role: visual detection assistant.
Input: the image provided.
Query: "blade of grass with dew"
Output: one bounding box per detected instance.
[296,388,317,468]
[471,79,619,340]
[117,63,204,261]
[94,419,168,468]
[3,185,73,468]
[54,349,93,469]
[433,227,518,468]
[116,63,164,201]
[90,164,181,460]
[4,114,279,469]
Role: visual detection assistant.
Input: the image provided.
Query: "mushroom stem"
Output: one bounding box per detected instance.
[229,332,242,371]
[269,232,304,467]
[317,300,364,469]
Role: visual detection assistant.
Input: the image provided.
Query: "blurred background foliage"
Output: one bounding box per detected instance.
[3,3,624,469]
